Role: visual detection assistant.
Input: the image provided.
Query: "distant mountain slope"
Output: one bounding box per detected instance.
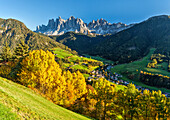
[51,15,170,64]
[35,16,133,35]
[50,31,111,54]
[0,77,90,120]
[0,18,65,51]
[89,15,170,63]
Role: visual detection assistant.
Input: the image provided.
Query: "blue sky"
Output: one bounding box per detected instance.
[1,0,170,30]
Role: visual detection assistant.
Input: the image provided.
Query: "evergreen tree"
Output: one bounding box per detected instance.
[115,83,140,120]
[14,40,29,59]
[1,42,11,62]
[140,90,152,120]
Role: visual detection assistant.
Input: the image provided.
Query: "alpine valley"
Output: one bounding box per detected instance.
[0,14,170,120]
[46,15,170,63]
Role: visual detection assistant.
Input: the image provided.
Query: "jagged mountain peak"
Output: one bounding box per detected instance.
[69,16,75,20]
[35,16,133,35]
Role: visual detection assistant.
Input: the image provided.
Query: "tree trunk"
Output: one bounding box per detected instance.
[146,105,148,120]
[103,100,106,120]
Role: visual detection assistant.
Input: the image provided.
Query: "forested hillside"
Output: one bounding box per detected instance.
[0,18,65,52]
[90,15,170,63]
[50,32,110,54]
[52,15,170,64]
[0,49,169,120]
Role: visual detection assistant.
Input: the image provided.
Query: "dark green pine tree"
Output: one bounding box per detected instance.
[1,41,11,62]
[14,40,29,59]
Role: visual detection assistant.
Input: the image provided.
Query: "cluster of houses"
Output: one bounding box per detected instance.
[87,70,104,81]
[87,67,123,85]
[87,64,170,98]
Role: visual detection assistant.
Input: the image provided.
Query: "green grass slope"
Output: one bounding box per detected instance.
[111,48,170,93]
[52,47,103,78]
[83,54,114,64]
[111,48,155,76]
[0,103,18,120]
[0,77,90,120]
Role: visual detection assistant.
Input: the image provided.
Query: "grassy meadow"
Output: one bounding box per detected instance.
[83,54,114,64]
[52,48,103,78]
[0,77,90,120]
[111,48,170,93]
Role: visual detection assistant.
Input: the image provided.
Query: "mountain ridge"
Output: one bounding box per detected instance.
[89,15,170,63]
[0,18,66,52]
[35,16,133,35]
[50,15,170,64]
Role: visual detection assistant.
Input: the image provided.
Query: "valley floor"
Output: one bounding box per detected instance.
[110,48,170,94]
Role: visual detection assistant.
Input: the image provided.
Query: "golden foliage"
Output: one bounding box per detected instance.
[18,50,87,105]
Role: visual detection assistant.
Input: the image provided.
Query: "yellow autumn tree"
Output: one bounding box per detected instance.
[90,78,116,120]
[63,70,75,105]
[18,50,87,105]
[63,70,87,106]
[73,71,87,98]
[18,49,66,104]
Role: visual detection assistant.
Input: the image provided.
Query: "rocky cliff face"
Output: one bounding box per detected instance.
[87,18,133,35]
[35,16,133,35]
